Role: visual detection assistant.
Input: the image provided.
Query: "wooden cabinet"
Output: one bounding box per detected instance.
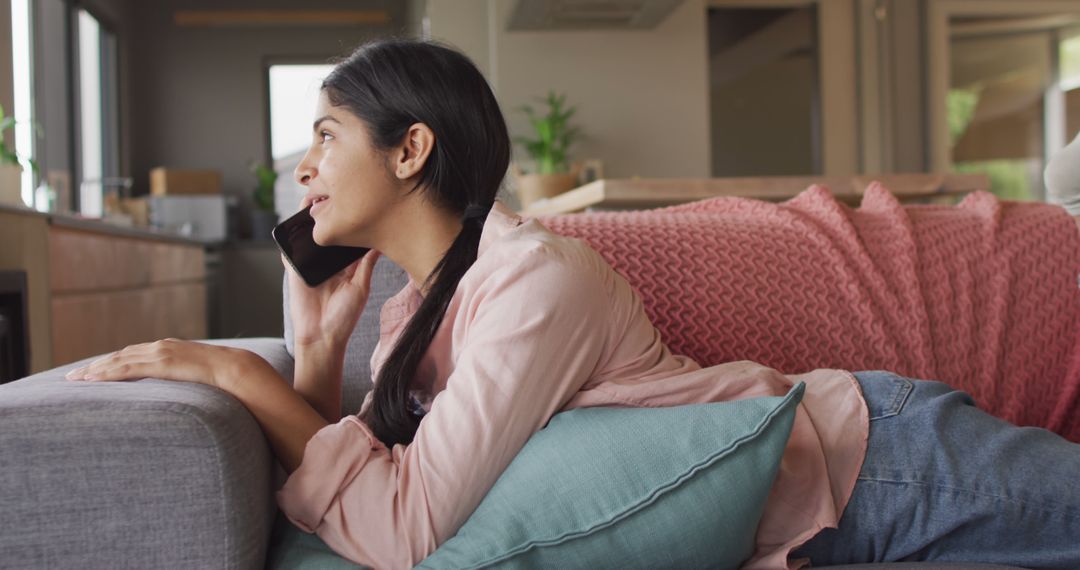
[0,205,208,373]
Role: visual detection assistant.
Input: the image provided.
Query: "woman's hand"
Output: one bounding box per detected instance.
[285,193,382,349]
[63,338,249,388]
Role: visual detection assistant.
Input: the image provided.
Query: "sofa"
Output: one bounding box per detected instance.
[2,184,1076,569]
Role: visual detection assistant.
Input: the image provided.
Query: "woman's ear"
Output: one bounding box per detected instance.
[395,123,435,180]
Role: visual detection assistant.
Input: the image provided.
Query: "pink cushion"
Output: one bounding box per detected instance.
[537,183,1080,442]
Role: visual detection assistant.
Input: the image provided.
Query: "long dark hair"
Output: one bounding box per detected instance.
[324,38,510,448]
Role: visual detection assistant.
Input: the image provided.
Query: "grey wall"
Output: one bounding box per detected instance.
[0,0,14,138]
[0,0,18,202]
[710,54,817,176]
[0,0,14,140]
[126,0,409,236]
[707,7,818,177]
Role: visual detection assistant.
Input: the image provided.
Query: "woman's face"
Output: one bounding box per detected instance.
[294,90,400,247]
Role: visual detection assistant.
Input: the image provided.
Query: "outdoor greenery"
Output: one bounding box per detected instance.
[947,87,1033,201]
[512,90,582,175]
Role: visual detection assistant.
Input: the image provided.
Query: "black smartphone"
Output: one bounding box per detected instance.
[272,204,370,288]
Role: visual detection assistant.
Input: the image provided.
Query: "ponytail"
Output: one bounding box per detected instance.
[361,211,487,446]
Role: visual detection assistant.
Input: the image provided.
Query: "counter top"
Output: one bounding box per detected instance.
[0,202,223,247]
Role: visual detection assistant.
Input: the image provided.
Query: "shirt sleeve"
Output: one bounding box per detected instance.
[275,246,611,569]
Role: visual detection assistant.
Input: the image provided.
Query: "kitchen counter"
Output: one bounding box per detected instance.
[0,202,221,247]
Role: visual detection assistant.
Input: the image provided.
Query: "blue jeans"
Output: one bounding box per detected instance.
[791,371,1080,568]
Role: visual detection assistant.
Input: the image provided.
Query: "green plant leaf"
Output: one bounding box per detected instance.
[514,90,584,172]
[0,146,23,169]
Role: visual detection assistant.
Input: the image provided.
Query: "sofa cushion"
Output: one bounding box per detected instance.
[413,382,804,569]
[0,338,291,570]
[282,254,408,417]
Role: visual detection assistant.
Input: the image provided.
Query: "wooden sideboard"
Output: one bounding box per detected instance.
[0,204,208,374]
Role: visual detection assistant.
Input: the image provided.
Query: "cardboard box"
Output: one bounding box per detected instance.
[150,168,221,196]
[120,196,150,228]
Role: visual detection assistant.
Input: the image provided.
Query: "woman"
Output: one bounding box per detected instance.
[64,38,1080,569]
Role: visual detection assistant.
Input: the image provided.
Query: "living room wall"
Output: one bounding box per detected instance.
[0,0,15,195]
[425,0,713,204]
[124,0,407,218]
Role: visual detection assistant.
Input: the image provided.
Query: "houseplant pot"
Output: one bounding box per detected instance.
[512,162,583,209]
[250,209,278,241]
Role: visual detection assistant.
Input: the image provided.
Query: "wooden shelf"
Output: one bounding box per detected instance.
[520,173,990,215]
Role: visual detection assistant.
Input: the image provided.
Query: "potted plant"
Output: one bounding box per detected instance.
[512,90,584,209]
[249,161,278,241]
[0,103,39,208]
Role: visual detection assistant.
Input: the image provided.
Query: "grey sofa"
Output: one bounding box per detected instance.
[0,254,1030,569]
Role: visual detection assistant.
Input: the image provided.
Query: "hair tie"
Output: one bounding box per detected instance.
[461,204,490,223]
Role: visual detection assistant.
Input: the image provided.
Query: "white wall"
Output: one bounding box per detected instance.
[427,0,712,207]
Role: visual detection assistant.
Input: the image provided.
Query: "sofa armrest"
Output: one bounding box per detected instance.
[0,337,293,569]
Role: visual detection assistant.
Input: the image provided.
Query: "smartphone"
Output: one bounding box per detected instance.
[272,204,370,288]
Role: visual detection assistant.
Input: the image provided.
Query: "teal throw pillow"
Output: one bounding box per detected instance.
[266,510,364,569]
[416,382,805,569]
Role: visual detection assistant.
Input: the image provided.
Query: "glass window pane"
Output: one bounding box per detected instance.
[78,9,104,217]
[11,0,35,207]
[268,64,333,219]
[269,64,334,160]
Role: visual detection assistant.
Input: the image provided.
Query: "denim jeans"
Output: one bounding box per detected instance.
[791,371,1080,568]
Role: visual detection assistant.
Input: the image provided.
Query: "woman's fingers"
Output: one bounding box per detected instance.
[64,338,228,387]
[66,339,175,381]
[281,252,295,273]
[67,355,156,381]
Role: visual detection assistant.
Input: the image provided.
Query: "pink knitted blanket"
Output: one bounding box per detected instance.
[537,183,1080,442]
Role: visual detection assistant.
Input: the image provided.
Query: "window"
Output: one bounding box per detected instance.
[266,63,333,219]
[941,10,1080,202]
[11,0,34,207]
[75,8,120,218]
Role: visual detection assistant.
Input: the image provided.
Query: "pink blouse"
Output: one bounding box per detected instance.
[276,199,870,569]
